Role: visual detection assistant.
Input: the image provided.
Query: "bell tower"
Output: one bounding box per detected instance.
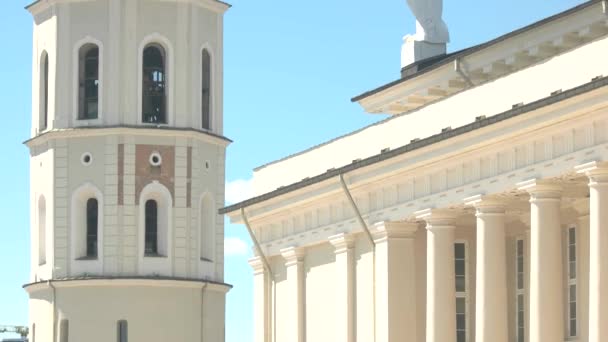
[24,0,231,341]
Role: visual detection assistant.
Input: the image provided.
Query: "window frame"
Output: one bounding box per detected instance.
[70,182,104,275]
[515,237,526,342]
[86,198,99,258]
[117,320,128,342]
[200,47,213,131]
[138,34,173,126]
[141,44,167,124]
[138,181,173,276]
[59,319,69,342]
[566,225,578,338]
[72,37,103,126]
[144,199,159,256]
[454,240,469,342]
[39,51,49,132]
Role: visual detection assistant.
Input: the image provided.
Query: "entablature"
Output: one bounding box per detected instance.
[226,82,608,257]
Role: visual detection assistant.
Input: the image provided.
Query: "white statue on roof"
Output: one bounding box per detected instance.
[406,0,450,44]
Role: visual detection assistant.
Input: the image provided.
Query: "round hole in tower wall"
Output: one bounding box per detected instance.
[149,152,162,167]
[81,152,93,166]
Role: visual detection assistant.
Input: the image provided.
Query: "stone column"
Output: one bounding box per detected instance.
[281,246,306,342]
[464,195,508,342]
[249,257,271,342]
[416,209,457,342]
[518,179,564,342]
[576,161,608,342]
[329,233,355,342]
[373,221,419,342]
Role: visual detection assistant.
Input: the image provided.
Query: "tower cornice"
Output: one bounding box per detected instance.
[24,125,232,149]
[23,276,233,293]
[26,0,231,16]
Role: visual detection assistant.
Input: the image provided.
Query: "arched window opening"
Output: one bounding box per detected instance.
[78,44,99,119]
[142,45,166,124]
[40,51,49,131]
[201,49,211,130]
[145,199,159,256]
[38,196,46,265]
[200,195,214,261]
[86,198,98,258]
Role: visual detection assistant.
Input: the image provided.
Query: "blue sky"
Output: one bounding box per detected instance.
[0,0,585,340]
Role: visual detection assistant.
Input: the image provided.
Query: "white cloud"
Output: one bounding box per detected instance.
[224,237,249,256]
[225,178,254,204]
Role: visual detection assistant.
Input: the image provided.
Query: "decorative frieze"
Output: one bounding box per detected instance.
[250,116,608,257]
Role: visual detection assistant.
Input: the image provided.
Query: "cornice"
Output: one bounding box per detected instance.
[352,1,606,115]
[27,0,230,16]
[222,76,608,217]
[24,125,232,148]
[23,277,232,293]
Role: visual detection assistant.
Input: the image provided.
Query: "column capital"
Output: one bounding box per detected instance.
[576,161,608,185]
[280,246,305,266]
[415,208,457,231]
[517,179,562,202]
[464,194,506,216]
[329,233,355,254]
[372,221,419,242]
[248,256,266,275]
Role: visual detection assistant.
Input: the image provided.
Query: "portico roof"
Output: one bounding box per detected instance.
[220,75,608,215]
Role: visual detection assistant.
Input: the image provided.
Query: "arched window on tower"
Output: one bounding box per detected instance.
[78,44,99,119]
[86,198,98,258]
[201,49,211,130]
[40,51,49,131]
[145,199,159,256]
[142,45,166,124]
[38,196,46,265]
[199,194,214,261]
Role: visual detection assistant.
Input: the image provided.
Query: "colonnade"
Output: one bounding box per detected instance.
[249,162,608,342]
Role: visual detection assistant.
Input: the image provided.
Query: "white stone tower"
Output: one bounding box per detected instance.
[24,0,230,341]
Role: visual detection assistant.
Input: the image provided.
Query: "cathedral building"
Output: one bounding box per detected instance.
[222,1,608,342]
[24,0,230,341]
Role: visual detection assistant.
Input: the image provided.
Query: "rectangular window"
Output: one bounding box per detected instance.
[117,320,128,342]
[516,238,525,342]
[567,227,577,337]
[59,320,69,342]
[454,242,467,342]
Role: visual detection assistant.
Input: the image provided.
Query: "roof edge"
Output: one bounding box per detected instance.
[221,75,608,215]
[351,0,600,103]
